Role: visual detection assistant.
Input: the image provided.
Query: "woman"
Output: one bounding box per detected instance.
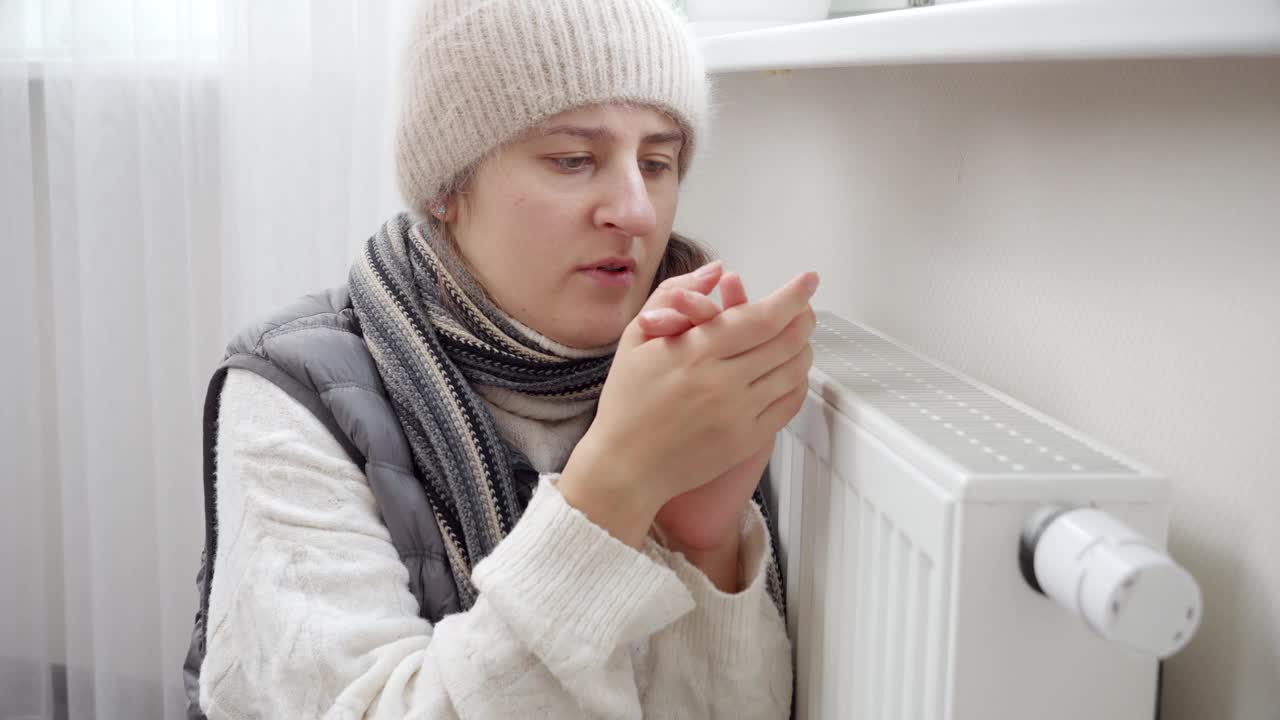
[187,0,818,717]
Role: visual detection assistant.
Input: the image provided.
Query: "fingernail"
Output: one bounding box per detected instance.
[640,310,665,324]
[695,260,722,278]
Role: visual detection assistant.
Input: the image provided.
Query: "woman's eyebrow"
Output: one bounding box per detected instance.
[642,130,685,146]
[540,125,684,146]
[542,125,609,140]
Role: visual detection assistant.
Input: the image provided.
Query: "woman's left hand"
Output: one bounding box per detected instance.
[637,266,770,555]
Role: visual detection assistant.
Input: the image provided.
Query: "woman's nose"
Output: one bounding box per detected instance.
[593,163,658,237]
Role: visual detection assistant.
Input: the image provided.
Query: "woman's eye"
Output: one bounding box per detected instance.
[641,159,672,175]
[553,156,592,171]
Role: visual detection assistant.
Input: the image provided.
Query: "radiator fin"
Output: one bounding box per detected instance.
[777,427,946,719]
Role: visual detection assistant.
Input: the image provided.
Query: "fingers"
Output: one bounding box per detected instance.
[636,309,692,337]
[636,308,694,337]
[638,287,723,337]
[747,324,814,436]
[637,271,746,339]
[728,305,816,382]
[703,271,820,359]
[750,341,813,404]
[621,260,724,350]
[718,272,748,309]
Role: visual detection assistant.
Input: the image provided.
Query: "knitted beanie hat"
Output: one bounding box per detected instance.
[395,0,709,219]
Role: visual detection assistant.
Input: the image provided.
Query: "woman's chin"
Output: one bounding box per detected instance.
[551,312,629,350]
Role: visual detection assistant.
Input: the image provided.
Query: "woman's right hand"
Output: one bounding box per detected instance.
[559,269,819,547]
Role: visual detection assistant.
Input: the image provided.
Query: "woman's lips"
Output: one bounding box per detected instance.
[579,268,635,288]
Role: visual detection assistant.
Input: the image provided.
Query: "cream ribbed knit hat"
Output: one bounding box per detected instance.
[395,0,709,219]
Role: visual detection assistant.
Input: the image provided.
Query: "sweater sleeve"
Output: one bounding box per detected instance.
[200,369,696,720]
[641,503,794,718]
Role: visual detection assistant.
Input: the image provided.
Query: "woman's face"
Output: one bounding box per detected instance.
[450,103,684,349]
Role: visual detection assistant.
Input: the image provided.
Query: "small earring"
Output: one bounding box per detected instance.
[432,204,447,219]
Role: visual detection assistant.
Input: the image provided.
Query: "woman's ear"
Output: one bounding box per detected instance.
[430,198,451,222]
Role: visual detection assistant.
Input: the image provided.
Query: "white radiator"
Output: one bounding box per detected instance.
[769,312,1179,720]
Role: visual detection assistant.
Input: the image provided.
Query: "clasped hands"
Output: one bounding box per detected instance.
[561,259,818,588]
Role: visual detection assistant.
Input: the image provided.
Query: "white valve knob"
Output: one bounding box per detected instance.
[1020,506,1202,659]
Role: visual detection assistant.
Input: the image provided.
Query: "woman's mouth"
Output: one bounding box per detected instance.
[579,265,635,288]
[578,257,637,289]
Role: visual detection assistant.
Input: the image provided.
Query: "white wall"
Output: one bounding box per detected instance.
[677,57,1280,719]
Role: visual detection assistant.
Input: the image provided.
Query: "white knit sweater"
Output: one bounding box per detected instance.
[200,368,792,719]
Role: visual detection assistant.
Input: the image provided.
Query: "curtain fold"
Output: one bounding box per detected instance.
[1,2,412,717]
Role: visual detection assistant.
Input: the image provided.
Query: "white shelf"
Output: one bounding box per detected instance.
[699,0,1280,73]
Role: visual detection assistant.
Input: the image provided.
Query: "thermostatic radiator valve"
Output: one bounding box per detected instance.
[1019,506,1202,659]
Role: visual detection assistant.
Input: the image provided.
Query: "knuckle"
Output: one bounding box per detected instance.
[776,367,796,394]
[786,316,809,348]
[773,308,794,331]
[659,286,685,305]
[681,289,707,313]
[687,329,716,358]
[793,362,811,387]
[786,313,805,336]
[662,288,687,311]
[789,387,806,413]
[791,351,811,381]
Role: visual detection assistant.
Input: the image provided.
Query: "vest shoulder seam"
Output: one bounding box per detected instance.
[320,380,387,397]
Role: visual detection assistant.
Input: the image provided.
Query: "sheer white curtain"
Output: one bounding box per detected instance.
[2,1,413,717]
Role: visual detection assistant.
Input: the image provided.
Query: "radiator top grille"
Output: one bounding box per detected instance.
[810,313,1137,476]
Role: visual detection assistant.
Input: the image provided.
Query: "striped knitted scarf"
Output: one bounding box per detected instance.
[350,212,786,614]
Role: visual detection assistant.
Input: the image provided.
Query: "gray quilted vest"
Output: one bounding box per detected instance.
[181,285,541,719]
